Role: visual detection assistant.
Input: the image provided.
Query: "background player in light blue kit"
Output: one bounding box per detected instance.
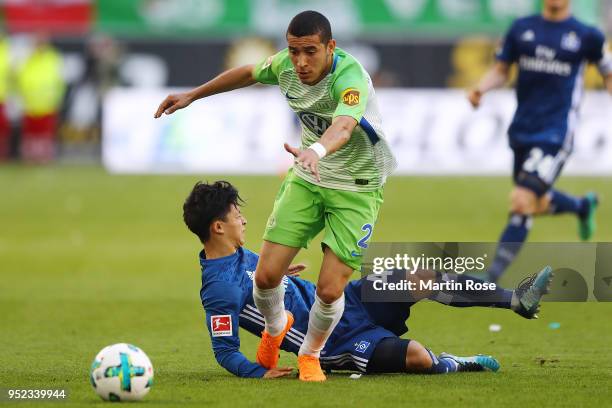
[183,180,554,378]
[468,0,612,283]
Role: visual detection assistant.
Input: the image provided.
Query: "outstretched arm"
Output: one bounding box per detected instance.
[588,32,612,94]
[597,47,612,94]
[203,281,293,379]
[467,61,511,108]
[154,64,256,118]
[467,19,518,109]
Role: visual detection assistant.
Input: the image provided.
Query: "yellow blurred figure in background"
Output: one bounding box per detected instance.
[16,33,65,163]
[0,36,11,160]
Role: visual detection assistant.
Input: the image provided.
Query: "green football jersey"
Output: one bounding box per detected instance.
[252,47,397,192]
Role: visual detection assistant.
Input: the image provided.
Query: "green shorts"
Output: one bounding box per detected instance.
[263,170,384,271]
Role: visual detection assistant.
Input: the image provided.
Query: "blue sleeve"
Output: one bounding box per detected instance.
[203,280,267,378]
[496,21,519,63]
[583,27,606,63]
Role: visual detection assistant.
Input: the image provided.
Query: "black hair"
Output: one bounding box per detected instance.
[183,181,243,243]
[286,10,332,44]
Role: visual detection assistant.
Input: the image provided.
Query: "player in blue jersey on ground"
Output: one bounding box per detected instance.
[468,0,612,283]
[183,180,553,378]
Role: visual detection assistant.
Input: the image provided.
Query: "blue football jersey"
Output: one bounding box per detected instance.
[497,15,609,148]
[199,247,316,378]
[199,247,409,377]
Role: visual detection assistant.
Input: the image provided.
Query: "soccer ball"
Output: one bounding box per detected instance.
[90,343,154,402]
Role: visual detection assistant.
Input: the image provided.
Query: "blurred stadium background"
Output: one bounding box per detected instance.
[0,0,609,170]
[1,1,611,407]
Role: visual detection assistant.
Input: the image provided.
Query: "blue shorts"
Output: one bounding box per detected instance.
[320,280,413,373]
[513,144,570,197]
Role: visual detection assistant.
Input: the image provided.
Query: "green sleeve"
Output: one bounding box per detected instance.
[330,58,369,122]
[252,49,288,85]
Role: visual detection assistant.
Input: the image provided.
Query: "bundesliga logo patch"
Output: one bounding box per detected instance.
[211,315,232,337]
[341,88,360,106]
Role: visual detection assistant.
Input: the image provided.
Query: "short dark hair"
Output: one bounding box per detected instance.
[286,10,332,44]
[183,181,243,243]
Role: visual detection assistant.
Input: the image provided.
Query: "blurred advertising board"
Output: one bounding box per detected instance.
[102,88,612,175]
[95,0,600,38]
[2,0,92,34]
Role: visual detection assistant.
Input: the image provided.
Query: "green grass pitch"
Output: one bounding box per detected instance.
[1,166,611,407]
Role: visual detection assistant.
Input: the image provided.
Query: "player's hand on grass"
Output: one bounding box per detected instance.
[284,143,321,182]
[467,88,482,109]
[154,92,194,118]
[263,367,294,379]
[286,263,306,277]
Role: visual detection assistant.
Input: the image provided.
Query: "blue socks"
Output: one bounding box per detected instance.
[487,190,586,283]
[549,190,587,217]
[488,213,532,283]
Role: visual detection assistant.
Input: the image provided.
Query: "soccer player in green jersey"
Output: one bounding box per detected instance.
[154,11,397,381]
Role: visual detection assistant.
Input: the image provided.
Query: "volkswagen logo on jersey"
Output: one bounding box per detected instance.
[298,112,330,136]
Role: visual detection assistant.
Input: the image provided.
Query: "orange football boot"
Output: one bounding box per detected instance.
[255,311,294,369]
[297,355,326,382]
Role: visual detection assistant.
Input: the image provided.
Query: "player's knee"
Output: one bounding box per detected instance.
[534,194,552,214]
[254,265,282,289]
[510,188,537,214]
[315,285,343,304]
[405,341,432,371]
